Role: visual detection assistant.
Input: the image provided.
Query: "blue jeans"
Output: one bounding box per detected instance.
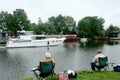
[90,62,96,71]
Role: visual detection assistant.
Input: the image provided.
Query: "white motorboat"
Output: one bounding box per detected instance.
[6,31,66,48]
[80,38,87,42]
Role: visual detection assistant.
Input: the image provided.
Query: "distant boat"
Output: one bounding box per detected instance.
[0,31,10,44]
[6,30,66,48]
[80,38,87,42]
[64,35,77,39]
[47,35,77,40]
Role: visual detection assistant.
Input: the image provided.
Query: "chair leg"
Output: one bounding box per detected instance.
[40,73,56,80]
[97,68,101,71]
[31,71,39,80]
[104,66,107,71]
[52,73,56,80]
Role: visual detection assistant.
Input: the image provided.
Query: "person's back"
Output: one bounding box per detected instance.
[38,52,56,70]
[92,50,105,66]
[31,52,56,80]
[91,50,106,71]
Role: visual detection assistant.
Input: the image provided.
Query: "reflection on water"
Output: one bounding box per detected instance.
[0,40,120,80]
[80,40,104,49]
[108,40,120,45]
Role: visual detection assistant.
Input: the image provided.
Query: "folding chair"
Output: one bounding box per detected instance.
[39,61,55,80]
[31,60,55,80]
[96,56,108,71]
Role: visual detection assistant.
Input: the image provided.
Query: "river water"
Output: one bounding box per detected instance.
[0,41,120,80]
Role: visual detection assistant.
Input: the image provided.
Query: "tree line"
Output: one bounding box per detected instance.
[0,9,120,39]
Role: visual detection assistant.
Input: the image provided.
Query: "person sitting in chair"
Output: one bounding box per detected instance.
[31,52,56,80]
[91,50,106,71]
[37,52,56,79]
[38,52,56,69]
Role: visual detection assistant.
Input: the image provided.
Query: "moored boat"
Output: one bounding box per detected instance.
[80,38,87,42]
[47,35,77,39]
[6,31,66,48]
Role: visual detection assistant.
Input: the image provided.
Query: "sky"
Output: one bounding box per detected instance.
[0,0,120,29]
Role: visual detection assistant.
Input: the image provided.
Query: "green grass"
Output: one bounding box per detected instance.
[19,70,120,80]
[78,70,120,80]
[17,77,33,80]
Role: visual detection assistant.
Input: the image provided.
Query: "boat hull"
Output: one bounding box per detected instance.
[6,38,66,48]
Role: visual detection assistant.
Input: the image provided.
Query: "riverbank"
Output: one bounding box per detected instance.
[18,70,120,80]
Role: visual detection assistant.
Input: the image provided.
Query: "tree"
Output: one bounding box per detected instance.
[0,11,10,31]
[5,13,15,33]
[13,9,31,32]
[33,22,56,35]
[105,25,120,36]
[77,16,105,39]
[38,17,42,24]
[0,9,31,35]
[64,16,76,34]
[53,14,65,34]
[48,14,76,34]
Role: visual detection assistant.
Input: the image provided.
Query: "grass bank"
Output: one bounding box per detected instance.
[19,70,120,80]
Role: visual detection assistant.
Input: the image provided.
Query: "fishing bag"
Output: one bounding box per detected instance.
[114,64,120,72]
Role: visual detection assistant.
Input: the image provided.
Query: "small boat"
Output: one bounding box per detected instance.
[80,38,87,42]
[0,30,10,44]
[6,30,66,48]
[47,35,77,39]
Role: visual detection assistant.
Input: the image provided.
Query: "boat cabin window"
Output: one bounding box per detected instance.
[13,40,31,43]
[36,37,46,40]
[32,36,46,40]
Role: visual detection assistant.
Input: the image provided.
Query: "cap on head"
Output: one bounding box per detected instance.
[45,52,51,58]
[97,50,102,53]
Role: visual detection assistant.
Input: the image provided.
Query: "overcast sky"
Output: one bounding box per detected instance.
[1,0,120,29]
